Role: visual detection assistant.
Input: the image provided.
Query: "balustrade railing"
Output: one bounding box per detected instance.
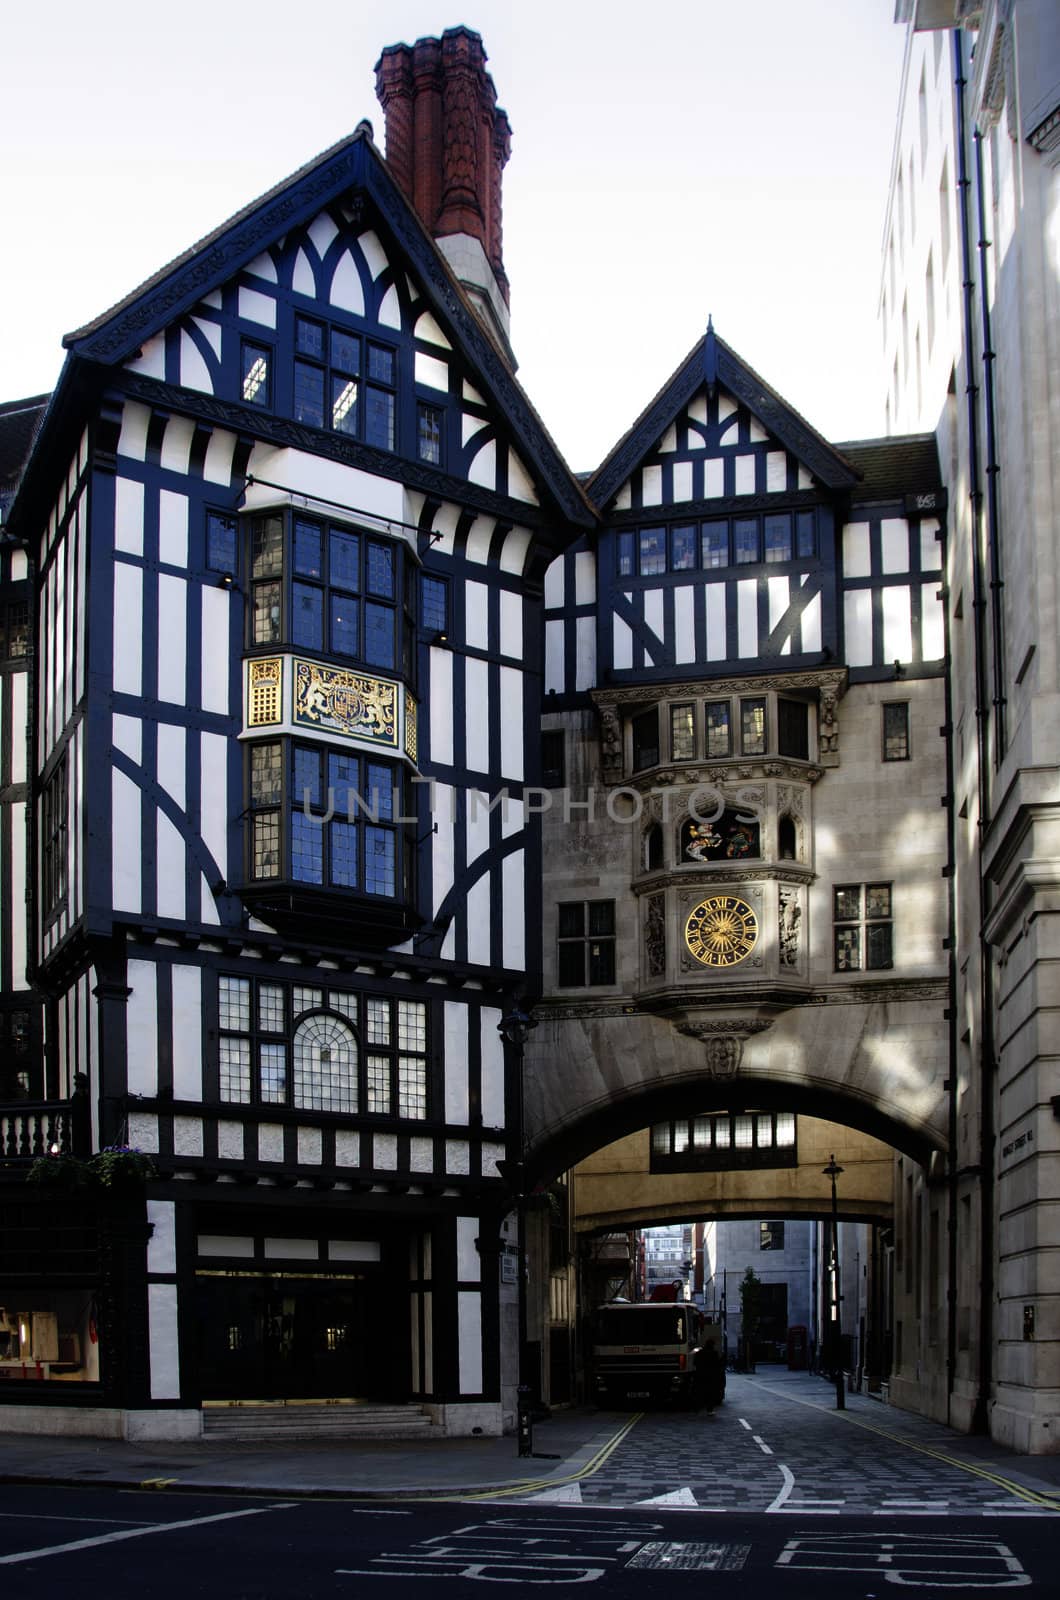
[0,1101,82,1161]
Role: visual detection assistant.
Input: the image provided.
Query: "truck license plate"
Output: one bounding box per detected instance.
[629,1390,650,1398]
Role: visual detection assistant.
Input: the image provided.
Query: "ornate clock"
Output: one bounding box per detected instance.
[684,895,759,968]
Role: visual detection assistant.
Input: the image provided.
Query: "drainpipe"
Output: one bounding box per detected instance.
[954,27,996,1437]
[941,517,959,1425]
[973,126,1006,760]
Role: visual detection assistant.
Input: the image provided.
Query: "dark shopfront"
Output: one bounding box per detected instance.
[0,1189,148,1405]
[188,1208,410,1405]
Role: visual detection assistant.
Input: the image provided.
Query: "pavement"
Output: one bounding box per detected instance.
[1,1370,1059,1504]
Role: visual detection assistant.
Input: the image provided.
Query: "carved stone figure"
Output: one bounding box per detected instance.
[645,894,666,978]
[779,886,802,967]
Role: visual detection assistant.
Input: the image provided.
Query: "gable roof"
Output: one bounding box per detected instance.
[0,394,50,517]
[587,320,861,508]
[48,126,593,530]
[834,433,942,504]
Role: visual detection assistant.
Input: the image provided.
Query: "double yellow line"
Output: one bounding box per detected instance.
[425,1412,644,1503]
[748,1379,1060,1511]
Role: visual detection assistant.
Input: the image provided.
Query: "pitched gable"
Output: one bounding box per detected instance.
[589,322,859,513]
[58,130,592,532]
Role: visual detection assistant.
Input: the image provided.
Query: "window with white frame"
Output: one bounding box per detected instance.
[217,976,428,1118]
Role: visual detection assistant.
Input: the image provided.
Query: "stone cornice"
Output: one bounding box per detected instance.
[591,667,847,707]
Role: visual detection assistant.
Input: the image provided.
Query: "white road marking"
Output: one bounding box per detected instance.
[0,1502,296,1566]
[519,1483,584,1504]
[738,1417,752,1430]
[635,1488,698,1507]
[766,1464,795,1513]
[344,1509,412,1516]
[0,1512,154,1526]
[753,1435,773,1455]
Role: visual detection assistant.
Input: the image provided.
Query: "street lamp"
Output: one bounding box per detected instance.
[822,1154,845,1411]
[498,1005,538,1456]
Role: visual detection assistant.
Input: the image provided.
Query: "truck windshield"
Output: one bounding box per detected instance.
[595,1308,686,1344]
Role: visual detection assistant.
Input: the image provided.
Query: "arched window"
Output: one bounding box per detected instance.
[644,823,664,871]
[778,815,798,861]
[293,1013,358,1114]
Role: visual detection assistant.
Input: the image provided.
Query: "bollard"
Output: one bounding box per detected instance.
[517,1384,534,1457]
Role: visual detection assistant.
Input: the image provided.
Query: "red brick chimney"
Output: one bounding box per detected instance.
[375,27,513,353]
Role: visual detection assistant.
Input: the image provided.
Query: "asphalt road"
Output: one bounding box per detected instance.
[0,1487,1052,1596]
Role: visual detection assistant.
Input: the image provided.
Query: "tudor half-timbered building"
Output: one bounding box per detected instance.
[0,29,592,1437]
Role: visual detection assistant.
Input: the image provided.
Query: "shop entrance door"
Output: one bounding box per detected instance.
[195,1274,379,1401]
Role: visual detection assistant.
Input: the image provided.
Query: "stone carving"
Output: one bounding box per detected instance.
[597,703,623,784]
[705,1035,741,1079]
[779,887,801,967]
[819,685,840,765]
[645,894,666,978]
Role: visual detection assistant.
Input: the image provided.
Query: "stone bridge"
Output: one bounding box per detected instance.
[524,988,948,1184]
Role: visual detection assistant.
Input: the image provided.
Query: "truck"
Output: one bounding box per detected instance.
[589,1301,725,1409]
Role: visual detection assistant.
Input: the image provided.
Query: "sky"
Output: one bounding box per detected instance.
[2,2,909,475]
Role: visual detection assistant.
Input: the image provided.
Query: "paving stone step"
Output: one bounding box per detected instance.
[202,1403,442,1442]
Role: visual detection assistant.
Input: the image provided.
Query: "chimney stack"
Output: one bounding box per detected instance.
[376,28,513,357]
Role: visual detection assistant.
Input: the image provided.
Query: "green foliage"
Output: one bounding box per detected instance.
[27,1146,156,1190]
[739,1265,762,1337]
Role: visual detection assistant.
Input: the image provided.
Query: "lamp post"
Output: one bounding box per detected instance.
[823,1154,845,1411]
[498,1005,538,1456]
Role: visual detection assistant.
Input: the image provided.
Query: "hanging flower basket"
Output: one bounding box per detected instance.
[27,1146,156,1190]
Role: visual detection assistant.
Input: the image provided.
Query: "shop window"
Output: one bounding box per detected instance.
[834,883,893,971]
[557,901,616,987]
[217,976,428,1118]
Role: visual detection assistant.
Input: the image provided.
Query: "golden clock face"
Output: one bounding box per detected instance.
[685,895,759,968]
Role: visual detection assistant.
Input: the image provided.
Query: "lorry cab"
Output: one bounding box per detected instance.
[591,1301,723,1408]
